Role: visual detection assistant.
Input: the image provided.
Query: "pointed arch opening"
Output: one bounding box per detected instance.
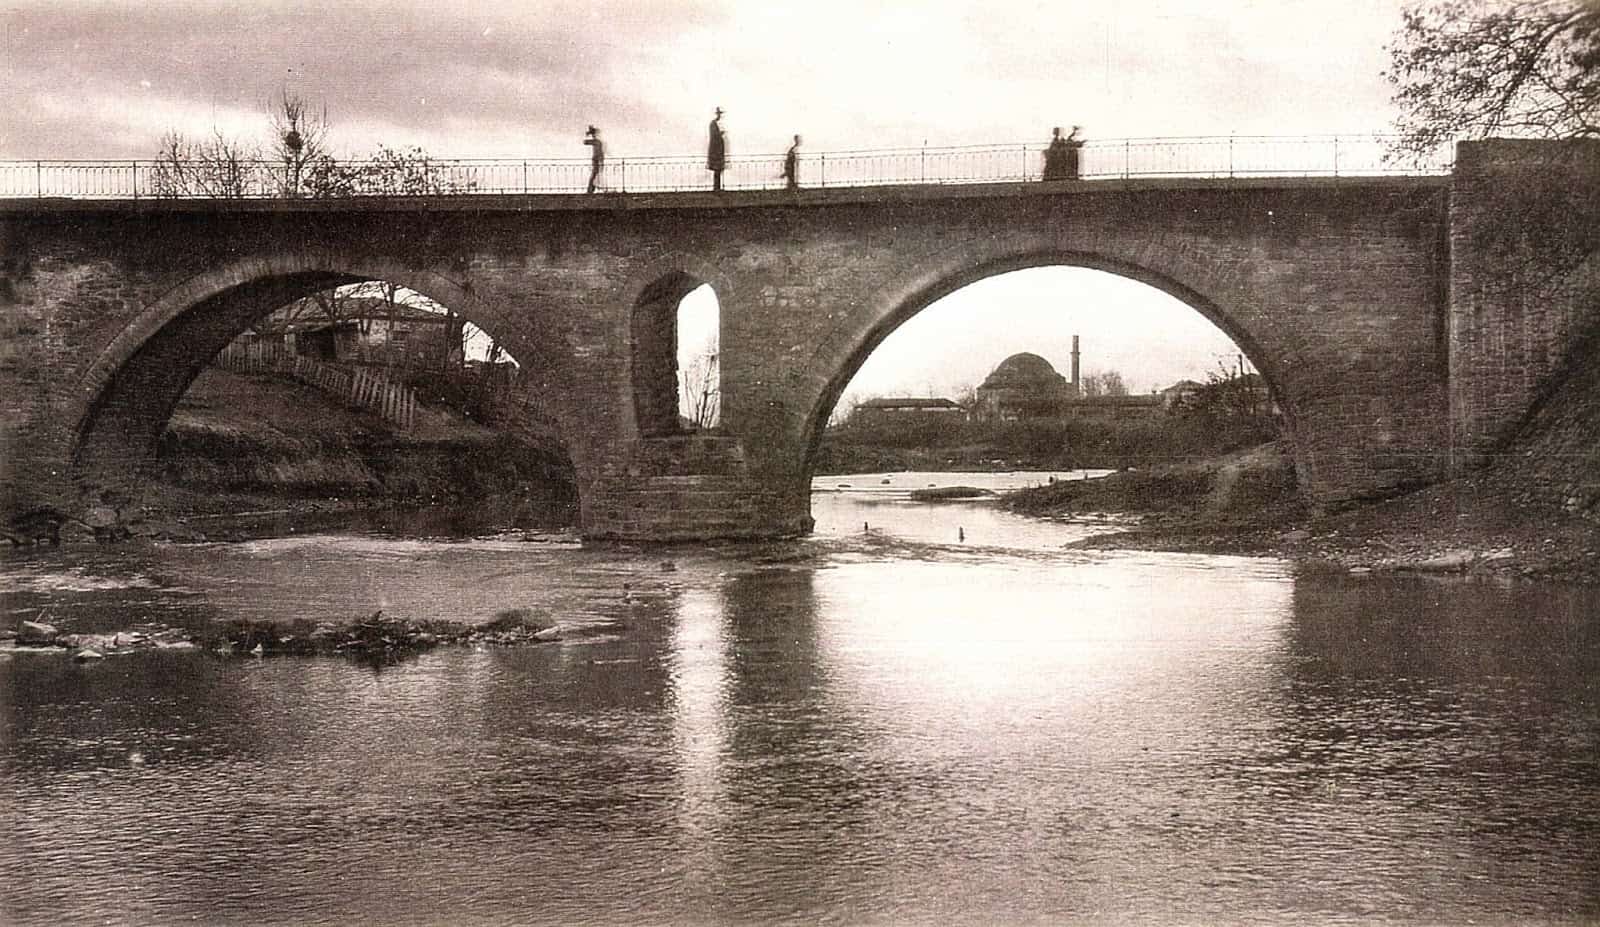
[632,273,721,435]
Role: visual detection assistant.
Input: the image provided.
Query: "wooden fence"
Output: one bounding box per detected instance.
[213,342,418,430]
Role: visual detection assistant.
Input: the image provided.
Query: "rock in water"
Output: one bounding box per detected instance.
[533,626,562,642]
[73,648,105,662]
[1405,550,1476,572]
[18,621,60,645]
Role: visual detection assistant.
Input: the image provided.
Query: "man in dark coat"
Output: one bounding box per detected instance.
[782,134,801,190]
[707,107,727,192]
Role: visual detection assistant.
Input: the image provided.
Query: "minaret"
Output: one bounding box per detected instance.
[1070,335,1081,395]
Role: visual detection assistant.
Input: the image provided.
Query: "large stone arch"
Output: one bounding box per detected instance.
[67,250,584,504]
[795,235,1308,488]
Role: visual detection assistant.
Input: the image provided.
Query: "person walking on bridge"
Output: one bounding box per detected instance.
[582,125,605,194]
[782,134,801,190]
[707,107,728,192]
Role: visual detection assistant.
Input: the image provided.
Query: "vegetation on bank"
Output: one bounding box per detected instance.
[1001,443,1302,524]
[817,393,1276,474]
[149,368,577,521]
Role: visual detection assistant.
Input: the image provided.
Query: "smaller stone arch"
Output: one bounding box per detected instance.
[623,253,731,437]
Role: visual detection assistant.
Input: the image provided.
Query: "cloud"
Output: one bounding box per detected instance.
[2,0,1408,160]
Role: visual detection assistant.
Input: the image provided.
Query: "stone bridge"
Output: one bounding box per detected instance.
[1,139,1595,540]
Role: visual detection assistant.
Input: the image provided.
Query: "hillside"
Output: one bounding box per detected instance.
[148,368,577,522]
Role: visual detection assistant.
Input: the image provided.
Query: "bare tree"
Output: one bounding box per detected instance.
[679,346,721,429]
[1080,370,1128,397]
[270,90,332,197]
[152,93,474,200]
[150,129,258,197]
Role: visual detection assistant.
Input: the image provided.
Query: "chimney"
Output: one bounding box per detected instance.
[1071,335,1081,392]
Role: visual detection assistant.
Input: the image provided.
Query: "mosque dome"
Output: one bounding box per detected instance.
[978,352,1068,391]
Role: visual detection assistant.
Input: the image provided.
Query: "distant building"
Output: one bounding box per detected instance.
[852,397,966,426]
[972,348,1079,421]
[1062,393,1164,419]
[1161,379,1204,409]
[236,296,463,367]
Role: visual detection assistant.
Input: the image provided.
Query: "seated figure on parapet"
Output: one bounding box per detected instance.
[1042,126,1083,181]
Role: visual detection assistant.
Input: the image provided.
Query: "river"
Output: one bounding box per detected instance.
[2,472,1597,925]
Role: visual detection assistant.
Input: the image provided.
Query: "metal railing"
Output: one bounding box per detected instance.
[0,135,1451,200]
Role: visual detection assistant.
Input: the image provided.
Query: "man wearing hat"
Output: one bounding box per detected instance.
[583,125,604,194]
[707,107,728,192]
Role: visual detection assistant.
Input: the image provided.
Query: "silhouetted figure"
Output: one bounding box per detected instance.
[1042,125,1084,181]
[958,526,965,542]
[583,125,604,194]
[782,134,801,190]
[707,107,728,192]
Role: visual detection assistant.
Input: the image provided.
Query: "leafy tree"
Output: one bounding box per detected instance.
[1387,2,1600,295]
[1172,360,1279,452]
[1385,0,1599,162]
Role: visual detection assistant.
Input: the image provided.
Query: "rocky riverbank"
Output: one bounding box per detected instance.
[1002,442,1600,583]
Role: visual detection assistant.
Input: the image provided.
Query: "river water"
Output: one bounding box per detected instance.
[2,472,1598,925]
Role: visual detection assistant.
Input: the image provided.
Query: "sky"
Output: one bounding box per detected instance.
[2,0,1415,407]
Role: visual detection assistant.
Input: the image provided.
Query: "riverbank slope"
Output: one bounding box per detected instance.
[135,369,577,535]
[1004,441,1600,582]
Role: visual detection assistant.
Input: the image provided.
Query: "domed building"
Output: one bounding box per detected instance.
[972,346,1079,421]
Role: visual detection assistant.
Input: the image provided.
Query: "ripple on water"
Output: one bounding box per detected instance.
[2,485,1598,925]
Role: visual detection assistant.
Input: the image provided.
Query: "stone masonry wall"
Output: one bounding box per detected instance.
[1447,138,1600,471]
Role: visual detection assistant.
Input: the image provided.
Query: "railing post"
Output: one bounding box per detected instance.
[1124,140,1130,179]
[1332,137,1340,177]
[820,153,826,188]
[522,160,528,194]
[36,160,42,197]
[620,158,627,193]
[1228,135,1235,178]
[920,146,926,183]
[131,161,138,200]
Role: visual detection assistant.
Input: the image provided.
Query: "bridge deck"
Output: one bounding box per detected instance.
[0,174,1449,214]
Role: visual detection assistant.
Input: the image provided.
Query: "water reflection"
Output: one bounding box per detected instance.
[3,485,1599,924]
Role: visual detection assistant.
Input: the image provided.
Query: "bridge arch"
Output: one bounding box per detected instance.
[798,244,1305,487]
[68,251,581,503]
